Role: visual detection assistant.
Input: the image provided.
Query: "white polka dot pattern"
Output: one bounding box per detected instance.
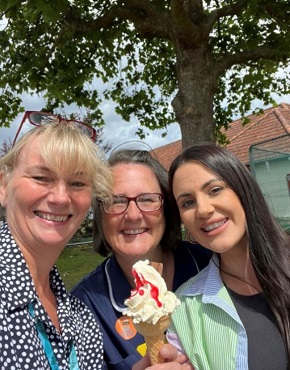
[0,223,104,369]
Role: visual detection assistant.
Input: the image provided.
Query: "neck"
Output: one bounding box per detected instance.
[219,254,261,295]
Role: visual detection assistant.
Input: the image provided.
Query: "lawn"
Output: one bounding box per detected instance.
[56,242,106,291]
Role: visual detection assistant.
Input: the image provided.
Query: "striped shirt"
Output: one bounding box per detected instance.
[167,255,248,370]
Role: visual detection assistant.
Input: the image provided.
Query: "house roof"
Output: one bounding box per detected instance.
[152,102,290,169]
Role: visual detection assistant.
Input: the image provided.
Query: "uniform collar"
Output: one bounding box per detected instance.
[105,255,133,313]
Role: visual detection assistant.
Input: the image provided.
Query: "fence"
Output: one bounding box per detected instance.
[249,133,290,231]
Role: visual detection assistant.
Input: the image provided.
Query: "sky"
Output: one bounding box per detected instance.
[1,91,290,155]
[0,92,181,154]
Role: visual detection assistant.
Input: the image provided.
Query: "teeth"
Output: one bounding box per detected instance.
[123,229,146,235]
[203,220,226,232]
[35,211,69,222]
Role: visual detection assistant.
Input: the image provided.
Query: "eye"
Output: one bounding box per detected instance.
[113,196,127,205]
[71,181,87,188]
[209,186,223,196]
[31,176,51,183]
[138,194,159,203]
[180,198,196,209]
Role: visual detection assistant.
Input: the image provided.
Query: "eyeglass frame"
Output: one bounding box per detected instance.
[102,193,164,215]
[13,110,97,146]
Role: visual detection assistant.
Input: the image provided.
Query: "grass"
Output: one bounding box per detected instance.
[56,243,106,291]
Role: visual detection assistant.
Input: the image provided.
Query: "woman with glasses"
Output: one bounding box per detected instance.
[71,148,211,370]
[0,120,112,369]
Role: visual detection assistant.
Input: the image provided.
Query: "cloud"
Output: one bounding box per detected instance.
[1,90,290,153]
[0,93,181,151]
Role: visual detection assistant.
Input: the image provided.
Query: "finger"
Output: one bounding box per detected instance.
[159,343,178,361]
[132,355,151,370]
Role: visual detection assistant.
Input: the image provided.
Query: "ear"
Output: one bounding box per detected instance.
[0,170,8,208]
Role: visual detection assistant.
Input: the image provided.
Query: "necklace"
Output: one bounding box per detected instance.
[212,256,262,294]
[220,268,262,294]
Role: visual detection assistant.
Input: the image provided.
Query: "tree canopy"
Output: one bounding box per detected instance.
[1,0,290,147]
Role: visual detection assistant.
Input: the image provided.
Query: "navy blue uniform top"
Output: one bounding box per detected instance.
[71,242,211,370]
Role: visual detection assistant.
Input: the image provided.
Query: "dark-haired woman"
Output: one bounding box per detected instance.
[167,143,290,370]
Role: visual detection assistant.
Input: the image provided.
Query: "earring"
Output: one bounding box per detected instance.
[187,231,197,244]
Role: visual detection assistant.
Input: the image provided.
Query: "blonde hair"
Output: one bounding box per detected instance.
[0,122,112,204]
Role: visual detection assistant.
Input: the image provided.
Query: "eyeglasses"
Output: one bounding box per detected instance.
[103,193,163,215]
[13,111,97,145]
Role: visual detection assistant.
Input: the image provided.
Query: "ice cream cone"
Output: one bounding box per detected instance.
[134,315,171,365]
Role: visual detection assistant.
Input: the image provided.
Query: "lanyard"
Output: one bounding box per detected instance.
[28,303,79,370]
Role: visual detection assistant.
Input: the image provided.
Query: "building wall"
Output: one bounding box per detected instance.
[251,156,290,231]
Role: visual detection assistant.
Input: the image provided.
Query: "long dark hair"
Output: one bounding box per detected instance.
[168,143,290,362]
[93,148,182,257]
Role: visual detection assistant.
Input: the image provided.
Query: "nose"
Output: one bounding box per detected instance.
[195,196,214,218]
[124,199,142,219]
[47,183,71,205]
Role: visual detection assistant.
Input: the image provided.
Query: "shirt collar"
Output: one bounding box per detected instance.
[179,254,239,317]
[0,222,36,311]
[180,254,231,301]
[105,255,133,313]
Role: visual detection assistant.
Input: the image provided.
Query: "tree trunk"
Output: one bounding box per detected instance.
[172,43,218,149]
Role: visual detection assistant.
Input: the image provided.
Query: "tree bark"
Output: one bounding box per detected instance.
[172,42,217,148]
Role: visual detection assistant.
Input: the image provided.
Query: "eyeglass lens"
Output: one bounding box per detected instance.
[28,112,94,139]
[29,112,59,125]
[104,193,162,214]
[69,121,94,137]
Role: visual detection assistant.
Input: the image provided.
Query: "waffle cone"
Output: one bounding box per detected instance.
[134,315,171,365]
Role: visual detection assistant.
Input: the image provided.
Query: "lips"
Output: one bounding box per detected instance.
[35,211,71,222]
[202,218,227,232]
[122,228,148,235]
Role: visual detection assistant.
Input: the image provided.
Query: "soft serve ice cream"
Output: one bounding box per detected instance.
[124,259,180,365]
[124,259,180,324]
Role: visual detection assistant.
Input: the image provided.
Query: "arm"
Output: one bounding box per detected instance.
[132,343,194,370]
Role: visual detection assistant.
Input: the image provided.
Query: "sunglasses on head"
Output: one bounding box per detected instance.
[13,111,97,145]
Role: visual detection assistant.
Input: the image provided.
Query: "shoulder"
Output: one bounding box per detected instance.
[71,257,108,295]
[68,293,102,326]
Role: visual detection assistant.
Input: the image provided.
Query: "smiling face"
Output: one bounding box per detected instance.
[0,136,92,253]
[102,163,166,259]
[172,161,248,255]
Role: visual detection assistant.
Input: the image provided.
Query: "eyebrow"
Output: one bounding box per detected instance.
[175,178,220,202]
[26,165,51,172]
[27,166,85,177]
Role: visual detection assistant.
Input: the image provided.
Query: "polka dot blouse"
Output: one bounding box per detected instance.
[0,222,104,369]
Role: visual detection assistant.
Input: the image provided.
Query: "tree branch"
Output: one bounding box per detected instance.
[205,0,248,33]
[66,1,173,40]
[170,0,203,43]
[217,45,289,74]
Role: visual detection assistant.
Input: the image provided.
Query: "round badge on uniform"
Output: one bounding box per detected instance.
[115,316,137,340]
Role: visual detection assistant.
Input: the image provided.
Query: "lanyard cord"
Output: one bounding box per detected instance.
[28,303,79,370]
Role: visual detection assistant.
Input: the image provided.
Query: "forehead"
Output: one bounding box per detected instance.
[173,162,217,190]
[16,136,84,178]
[17,136,43,165]
[174,161,213,179]
[112,163,161,192]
